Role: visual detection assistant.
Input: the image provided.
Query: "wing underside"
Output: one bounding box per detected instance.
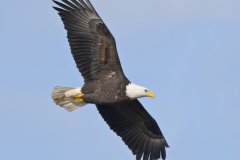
[53,0,124,82]
[97,100,168,160]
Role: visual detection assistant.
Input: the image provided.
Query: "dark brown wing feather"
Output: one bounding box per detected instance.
[53,0,124,82]
[97,100,169,160]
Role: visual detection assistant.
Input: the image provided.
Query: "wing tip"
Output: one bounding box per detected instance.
[133,137,169,160]
[164,139,169,148]
[52,6,61,11]
[52,0,98,15]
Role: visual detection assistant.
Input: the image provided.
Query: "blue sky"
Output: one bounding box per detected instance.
[0,0,240,159]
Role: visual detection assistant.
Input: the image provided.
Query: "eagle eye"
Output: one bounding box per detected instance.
[144,89,148,92]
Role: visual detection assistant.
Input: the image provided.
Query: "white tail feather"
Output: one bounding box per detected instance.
[51,86,86,112]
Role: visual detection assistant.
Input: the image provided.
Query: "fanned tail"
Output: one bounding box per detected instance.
[51,86,86,112]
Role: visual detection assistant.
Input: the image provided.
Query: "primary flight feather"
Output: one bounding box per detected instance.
[51,0,169,159]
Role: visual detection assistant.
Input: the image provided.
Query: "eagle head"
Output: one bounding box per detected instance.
[126,83,155,100]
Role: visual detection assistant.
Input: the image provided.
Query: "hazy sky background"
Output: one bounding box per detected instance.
[0,0,240,159]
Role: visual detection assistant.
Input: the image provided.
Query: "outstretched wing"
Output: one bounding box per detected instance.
[97,100,169,160]
[53,0,124,82]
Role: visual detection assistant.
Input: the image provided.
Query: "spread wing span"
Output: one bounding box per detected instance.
[53,0,124,82]
[97,100,169,160]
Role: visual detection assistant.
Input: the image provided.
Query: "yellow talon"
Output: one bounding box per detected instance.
[75,98,84,103]
[75,93,85,103]
[76,93,84,98]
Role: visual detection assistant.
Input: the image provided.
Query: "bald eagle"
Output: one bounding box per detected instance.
[51,0,169,159]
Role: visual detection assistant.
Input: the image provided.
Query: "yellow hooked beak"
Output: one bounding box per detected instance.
[146,91,155,98]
